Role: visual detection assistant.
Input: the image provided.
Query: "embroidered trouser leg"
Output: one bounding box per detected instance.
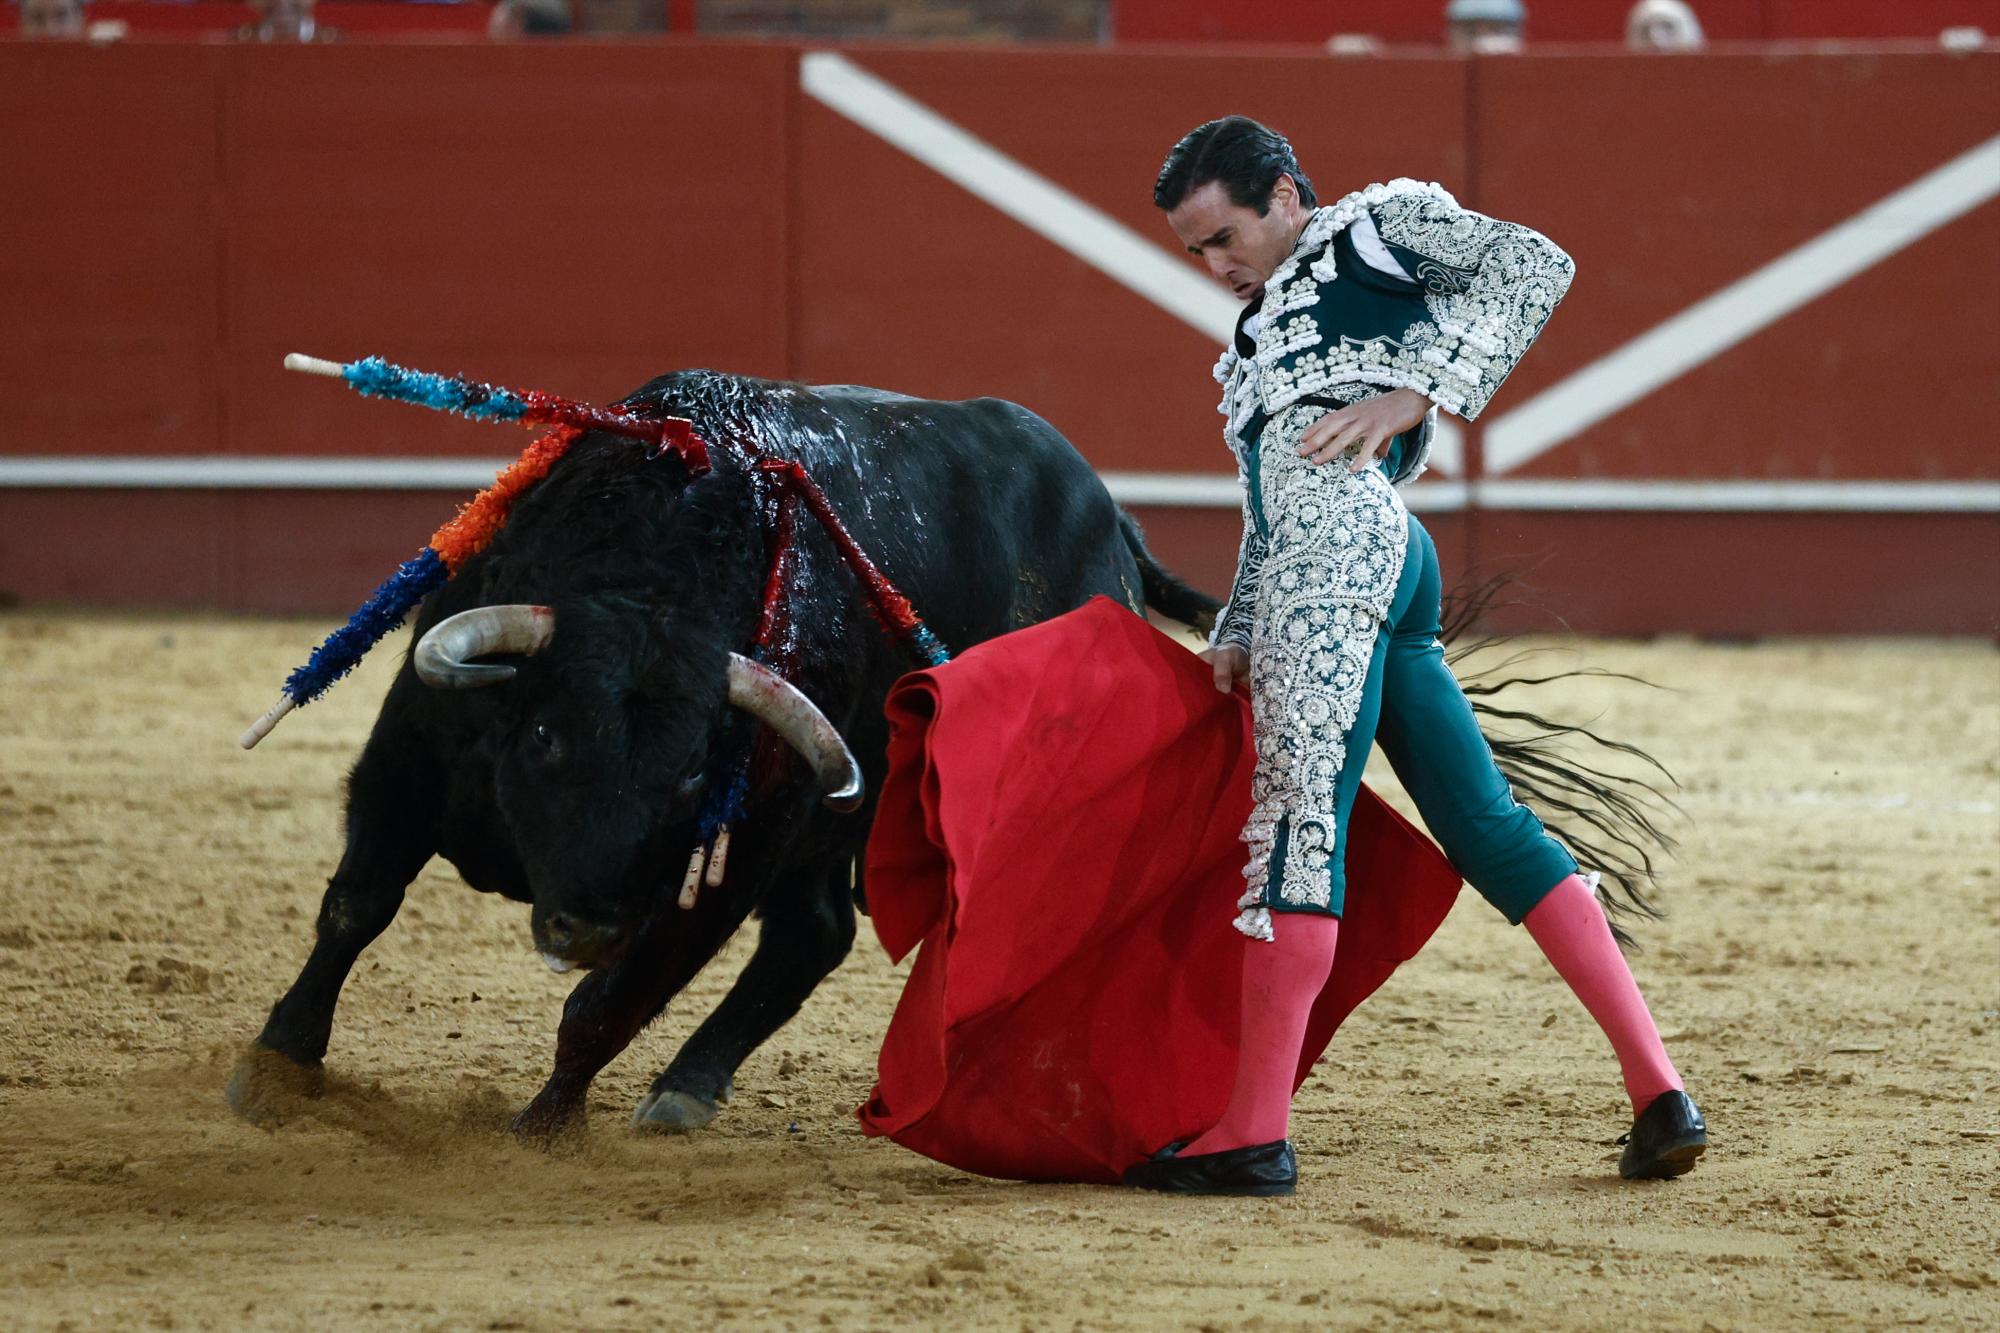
[1239,409,1410,928]
[1241,482,1576,927]
[1373,517,1577,922]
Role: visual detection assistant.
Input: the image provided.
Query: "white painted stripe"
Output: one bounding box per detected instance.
[1101,472,1470,512]
[9,456,1989,513]
[1397,480,1470,515]
[1098,472,1241,507]
[1428,416,1464,477]
[799,51,1241,344]
[1473,479,2000,513]
[0,454,1479,509]
[1484,134,2000,475]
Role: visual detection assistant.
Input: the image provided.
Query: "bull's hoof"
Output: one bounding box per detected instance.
[631,1081,731,1134]
[224,1044,326,1128]
[508,1097,585,1147]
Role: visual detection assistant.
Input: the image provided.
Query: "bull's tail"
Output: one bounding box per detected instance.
[1118,509,1222,635]
[1443,574,1682,951]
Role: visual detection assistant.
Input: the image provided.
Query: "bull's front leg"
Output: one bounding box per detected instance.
[226,745,436,1125]
[509,886,756,1142]
[632,864,856,1133]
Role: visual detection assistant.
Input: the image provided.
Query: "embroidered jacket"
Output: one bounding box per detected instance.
[1210,179,1575,651]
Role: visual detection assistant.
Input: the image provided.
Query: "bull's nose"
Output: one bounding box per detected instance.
[535,911,627,969]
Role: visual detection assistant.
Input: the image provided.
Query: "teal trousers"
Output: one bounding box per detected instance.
[1269,512,1576,922]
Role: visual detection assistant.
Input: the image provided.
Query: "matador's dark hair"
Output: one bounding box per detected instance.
[1153,116,1318,215]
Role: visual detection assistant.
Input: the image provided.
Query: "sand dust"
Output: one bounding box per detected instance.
[1,609,1996,1330]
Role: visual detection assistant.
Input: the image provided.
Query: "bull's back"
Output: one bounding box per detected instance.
[803,386,1138,644]
[624,369,1138,649]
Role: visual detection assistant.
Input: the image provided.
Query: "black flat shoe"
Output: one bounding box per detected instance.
[1618,1090,1708,1180]
[1120,1139,1298,1196]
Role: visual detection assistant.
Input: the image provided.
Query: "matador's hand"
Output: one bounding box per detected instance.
[1297,388,1433,472]
[1198,643,1249,694]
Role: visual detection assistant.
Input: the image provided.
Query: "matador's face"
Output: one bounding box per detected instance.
[1167,175,1310,304]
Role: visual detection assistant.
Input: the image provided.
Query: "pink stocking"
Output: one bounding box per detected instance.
[1523,873,1683,1115]
[1181,914,1339,1157]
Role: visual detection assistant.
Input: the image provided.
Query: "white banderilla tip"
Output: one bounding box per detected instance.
[703,826,732,889]
[678,846,704,910]
[239,695,296,750]
[283,353,347,378]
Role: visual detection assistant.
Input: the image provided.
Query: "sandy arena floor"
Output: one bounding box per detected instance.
[1,609,1996,1331]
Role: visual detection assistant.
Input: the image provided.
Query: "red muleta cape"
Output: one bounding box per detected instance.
[856,597,1463,1184]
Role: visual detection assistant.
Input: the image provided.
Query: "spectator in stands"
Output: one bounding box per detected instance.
[1446,0,1524,53]
[1324,33,1383,58]
[489,0,573,39]
[1627,0,1704,51]
[19,0,85,37]
[238,0,330,42]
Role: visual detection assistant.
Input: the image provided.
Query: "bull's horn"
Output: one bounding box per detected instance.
[726,655,863,812]
[414,605,555,689]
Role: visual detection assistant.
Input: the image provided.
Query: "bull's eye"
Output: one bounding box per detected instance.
[532,721,556,750]
[676,774,706,801]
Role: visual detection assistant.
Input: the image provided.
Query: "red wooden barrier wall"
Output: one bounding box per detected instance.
[1,40,1994,632]
[789,47,1479,588]
[794,49,1466,468]
[0,41,795,610]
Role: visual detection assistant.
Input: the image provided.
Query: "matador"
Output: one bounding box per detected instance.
[1122,116,1710,1197]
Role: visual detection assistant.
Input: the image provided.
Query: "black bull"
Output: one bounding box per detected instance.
[227,370,1222,1137]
